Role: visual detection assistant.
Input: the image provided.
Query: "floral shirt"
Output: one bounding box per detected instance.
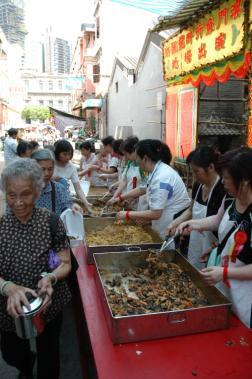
[0,208,71,332]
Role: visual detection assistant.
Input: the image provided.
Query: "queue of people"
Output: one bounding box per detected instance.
[0,130,252,378]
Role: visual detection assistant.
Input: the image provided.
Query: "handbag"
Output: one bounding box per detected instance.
[49,212,79,287]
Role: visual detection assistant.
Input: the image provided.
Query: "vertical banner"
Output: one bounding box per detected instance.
[177,88,197,158]
[165,92,178,157]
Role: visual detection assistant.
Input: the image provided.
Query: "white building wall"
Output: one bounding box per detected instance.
[95,1,156,96]
[107,41,166,140]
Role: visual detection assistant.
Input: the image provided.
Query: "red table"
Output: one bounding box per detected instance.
[73,245,252,379]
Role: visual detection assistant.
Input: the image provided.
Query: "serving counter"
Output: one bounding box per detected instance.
[73,245,252,379]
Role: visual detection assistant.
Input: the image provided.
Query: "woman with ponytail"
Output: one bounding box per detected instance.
[115,139,190,240]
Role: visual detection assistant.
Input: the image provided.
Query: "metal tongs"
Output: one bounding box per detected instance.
[159,233,180,253]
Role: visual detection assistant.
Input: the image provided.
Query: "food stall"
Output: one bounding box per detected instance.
[72,244,252,379]
[154,0,252,163]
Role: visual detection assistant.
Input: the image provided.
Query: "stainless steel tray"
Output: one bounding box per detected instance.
[93,250,232,344]
[83,197,120,218]
[84,217,162,264]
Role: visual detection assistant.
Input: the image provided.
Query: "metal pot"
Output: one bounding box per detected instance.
[15,293,45,339]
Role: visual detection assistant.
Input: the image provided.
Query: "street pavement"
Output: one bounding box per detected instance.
[0,152,83,379]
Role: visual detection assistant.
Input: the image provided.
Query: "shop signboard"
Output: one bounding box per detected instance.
[163,0,245,81]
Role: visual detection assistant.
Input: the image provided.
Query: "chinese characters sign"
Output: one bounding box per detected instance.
[163,0,245,80]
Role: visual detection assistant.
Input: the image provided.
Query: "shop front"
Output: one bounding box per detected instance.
[159,0,251,164]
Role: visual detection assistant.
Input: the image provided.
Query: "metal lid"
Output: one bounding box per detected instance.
[22,293,43,315]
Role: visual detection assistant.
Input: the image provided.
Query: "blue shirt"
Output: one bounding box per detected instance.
[36,180,72,215]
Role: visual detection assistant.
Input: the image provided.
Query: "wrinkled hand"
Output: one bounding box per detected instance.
[72,203,83,214]
[200,266,223,286]
[5,284,38,318]
[37,276,53,313]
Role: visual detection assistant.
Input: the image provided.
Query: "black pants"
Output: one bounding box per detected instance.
[0,312,63,379]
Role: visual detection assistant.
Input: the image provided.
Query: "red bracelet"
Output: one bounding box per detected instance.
[118,193,123,203]
[223,266,230,288]
[223,266,228,281]
[125,211,130,222]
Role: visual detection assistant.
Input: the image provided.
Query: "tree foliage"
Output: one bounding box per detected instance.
[21,106,50,123]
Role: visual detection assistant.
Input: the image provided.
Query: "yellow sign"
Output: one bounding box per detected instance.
[163,0,245,80]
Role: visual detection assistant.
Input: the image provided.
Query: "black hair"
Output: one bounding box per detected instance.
[17,140,32,157]
[112,139,124,156]
[101,135,114,146]
[219,146,252,190]
[29,140,39,150]
[8,128,18,137]
[186,145,219,171]
[54,139,74,160]
[121,136,139,154]
[80,141,95,153]
[136,139,172,165]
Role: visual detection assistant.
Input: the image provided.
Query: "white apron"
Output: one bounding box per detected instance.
[188,179,219,270]
[216,204,252,328]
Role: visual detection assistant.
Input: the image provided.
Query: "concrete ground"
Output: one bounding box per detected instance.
[0,152,83,379]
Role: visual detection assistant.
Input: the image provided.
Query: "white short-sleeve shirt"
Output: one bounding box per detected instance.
[147,161,190,238]
[54,162,79,184]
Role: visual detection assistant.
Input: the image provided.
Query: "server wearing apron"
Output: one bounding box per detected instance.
[178,147,252,328]
[115,139,190,240]
[167,146,227,269]
[108,136,146,209]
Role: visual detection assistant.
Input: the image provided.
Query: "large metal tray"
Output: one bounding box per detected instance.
[84,217,162,264]
[83,197,120,218]
[93,249,232,344]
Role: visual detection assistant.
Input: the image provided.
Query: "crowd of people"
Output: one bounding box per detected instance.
[0,129,252,378]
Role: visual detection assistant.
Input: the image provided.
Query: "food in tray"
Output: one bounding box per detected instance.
[101,251,208,316]
[86,224,159,245]
[84,199,124,216]
[68,235,78,240]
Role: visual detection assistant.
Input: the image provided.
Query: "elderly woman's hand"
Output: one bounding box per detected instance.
[72,203,83,214]
[4,284,38,318]
[37,276,54,312]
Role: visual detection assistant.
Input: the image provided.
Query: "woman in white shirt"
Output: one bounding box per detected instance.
[53,140,91,212]
[116,139,190,239]
[108,136,146,209]
[78,141,104,186]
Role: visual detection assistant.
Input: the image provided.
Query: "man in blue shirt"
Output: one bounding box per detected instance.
[4,128,18,164]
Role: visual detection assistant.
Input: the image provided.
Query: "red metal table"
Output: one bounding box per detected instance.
[73,245,252,379]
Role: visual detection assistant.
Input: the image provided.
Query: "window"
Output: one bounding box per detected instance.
[96,17,100,39]
[86,34,90,48]
[115,82,118,93]
[58,100,63,108]
[24,80,29,89]
[49,80,53,91]
[49,100,53,107]
[58,80,62,90]
[39,80,43,91]
[93,64,100,83]
[39,100,44,106]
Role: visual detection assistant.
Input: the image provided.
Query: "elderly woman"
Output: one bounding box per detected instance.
[0,158,71,378]
[31,148,81,215]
